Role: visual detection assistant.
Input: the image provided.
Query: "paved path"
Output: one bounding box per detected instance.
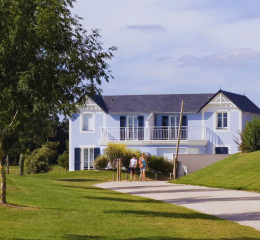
[96,181,260,231]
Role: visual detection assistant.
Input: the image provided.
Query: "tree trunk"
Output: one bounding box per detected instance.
[0,136,7,205]
[6,155,9,174]
[19,154,25,176]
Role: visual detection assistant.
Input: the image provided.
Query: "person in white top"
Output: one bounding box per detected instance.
[129,154,137,182]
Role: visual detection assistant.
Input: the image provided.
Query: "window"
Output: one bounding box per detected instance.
[127,116,138,139]
[217,112,228,129]
[84,148,94,169]
[215,147,228,154]
[82,114,94,131]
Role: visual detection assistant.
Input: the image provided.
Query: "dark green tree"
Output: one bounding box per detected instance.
[235,118,260,153]
[0,0,116,205]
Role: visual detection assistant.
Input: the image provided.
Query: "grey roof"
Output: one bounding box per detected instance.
[91,90,260,114]
[199,90,260,114]
[102,94,214,113]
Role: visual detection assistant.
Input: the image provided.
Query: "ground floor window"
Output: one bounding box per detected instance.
[84,148,94,169]
[215,147,228,154]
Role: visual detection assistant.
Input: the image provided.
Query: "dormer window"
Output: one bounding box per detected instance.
[217,112,227,129]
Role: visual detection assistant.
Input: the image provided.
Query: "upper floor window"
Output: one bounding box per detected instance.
[82,113,94,131]
[217,112,227,129]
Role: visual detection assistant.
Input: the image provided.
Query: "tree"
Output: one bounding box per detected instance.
[0,0,116,205]
[235,118,260,153]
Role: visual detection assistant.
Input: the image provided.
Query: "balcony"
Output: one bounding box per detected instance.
[99,126,206,144]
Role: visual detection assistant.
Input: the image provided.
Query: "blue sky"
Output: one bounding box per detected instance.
[71,0,260,106]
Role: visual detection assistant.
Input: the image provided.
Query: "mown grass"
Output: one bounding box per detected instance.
[173,151,260,192]
[1,167,260,239]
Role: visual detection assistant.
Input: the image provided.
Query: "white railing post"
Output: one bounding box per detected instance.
[168,126,170,140]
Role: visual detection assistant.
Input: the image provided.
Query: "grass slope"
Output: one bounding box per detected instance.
[1,167,260,239]
[174,151,260,192]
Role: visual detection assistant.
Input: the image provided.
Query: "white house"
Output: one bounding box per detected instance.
[69,90,260,171]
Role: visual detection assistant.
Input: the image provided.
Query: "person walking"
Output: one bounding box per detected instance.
[139,153,147,182]
[129,154,137,182]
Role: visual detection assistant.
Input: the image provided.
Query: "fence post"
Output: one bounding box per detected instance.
[170,173,172,179]
[113,173,115,181]
[155,173,157,180]
[126,173,128,181]
[119,158,122,181]
[117,158,119,181]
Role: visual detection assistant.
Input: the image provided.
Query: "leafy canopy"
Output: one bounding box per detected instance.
[0,0,117,129]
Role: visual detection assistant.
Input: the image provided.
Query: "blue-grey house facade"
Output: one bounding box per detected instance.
[69,90,260,171]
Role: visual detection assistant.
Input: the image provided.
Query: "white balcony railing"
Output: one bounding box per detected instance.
[99,126,205,142]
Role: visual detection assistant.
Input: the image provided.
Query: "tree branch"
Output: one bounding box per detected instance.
[2,110,19,135]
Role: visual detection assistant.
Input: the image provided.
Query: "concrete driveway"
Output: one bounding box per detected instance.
[96,181,260,231]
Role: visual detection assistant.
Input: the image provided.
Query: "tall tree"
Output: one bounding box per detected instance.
[0,0,116,205]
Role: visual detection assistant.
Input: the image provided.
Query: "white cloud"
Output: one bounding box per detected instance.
[178,48,260,68]
[125,24,166,32]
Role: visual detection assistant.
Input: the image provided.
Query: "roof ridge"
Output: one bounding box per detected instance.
[103,93,215,97]
[221,90,245,97]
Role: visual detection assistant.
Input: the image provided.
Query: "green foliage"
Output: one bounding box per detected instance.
[105,143,142,168]
[25,142,59,174]
[93,155,110,169]
[235,118,260,153]
[0,0,117,124]
[147,155,173,173]
[58,151,69,171]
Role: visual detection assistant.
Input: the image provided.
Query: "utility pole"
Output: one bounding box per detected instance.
[173,101,185,180]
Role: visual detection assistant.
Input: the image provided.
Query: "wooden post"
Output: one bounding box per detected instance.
[6,155,9,174]
[174,101,185,180]
[117,158,119,181]
[113,173,115,181]
[170,173,172,179]
[119,158,121,181]
[126,173,128,181]
[155,173,157,180]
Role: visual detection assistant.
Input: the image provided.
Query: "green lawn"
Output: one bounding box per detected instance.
[1,167,260,239]
[173,151,260,192]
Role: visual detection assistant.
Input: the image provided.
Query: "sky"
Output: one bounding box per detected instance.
[71,0,260,106]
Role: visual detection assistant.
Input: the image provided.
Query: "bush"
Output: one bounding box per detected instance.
[235,118,260,153]
[147,155,173,173]
[58,151,69,171]
[93,155,110,169]
[25,142,59,174]
[105,143,142,168]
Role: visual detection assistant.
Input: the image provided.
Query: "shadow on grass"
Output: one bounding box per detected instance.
[84,196,158,203]
[59,236,260,240]
[54,178,98,182]
[104,209,221,221]
[62,235,104,239]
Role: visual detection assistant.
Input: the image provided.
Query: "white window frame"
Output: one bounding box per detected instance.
[80,146,95,170]
[80,113,95,133]
[216,111,228,130]
[127,116,138,139]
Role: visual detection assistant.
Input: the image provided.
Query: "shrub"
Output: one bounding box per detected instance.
[58,151,69,171]
[93,155,110,169]
[25,142,59,174]
[105,143,142,168]
[147,155,173,173]
[235,118,260,153]
[105,143,127,167]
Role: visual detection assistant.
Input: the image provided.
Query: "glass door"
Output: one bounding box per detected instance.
[170,116,180,139]
[127,117,138,139]
[84,149,88,169]
[84,148,94,170]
